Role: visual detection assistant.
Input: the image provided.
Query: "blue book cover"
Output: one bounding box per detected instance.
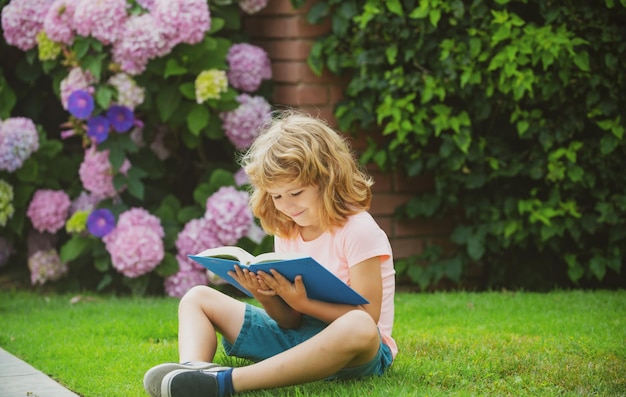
[188,247,369,305]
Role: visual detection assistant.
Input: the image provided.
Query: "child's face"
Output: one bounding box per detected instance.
[267,180,322,236]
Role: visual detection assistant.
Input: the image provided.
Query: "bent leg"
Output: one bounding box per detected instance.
[177,285,246,363]
[232,310,380,392]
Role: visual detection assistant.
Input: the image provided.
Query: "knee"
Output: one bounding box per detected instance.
[335,310,379,347]
[179,285,216,310]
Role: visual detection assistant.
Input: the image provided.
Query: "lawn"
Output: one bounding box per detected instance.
[0,289,624,396]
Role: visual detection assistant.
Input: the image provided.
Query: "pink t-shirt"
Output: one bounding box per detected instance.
[274,211,398,358]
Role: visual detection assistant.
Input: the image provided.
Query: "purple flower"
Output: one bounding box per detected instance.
[67,90,94,119]
[204,186,253,245]
[87,116,110,144]
[87,208,116,238]
[28,249,68,285]
[1,0,53,51]
[220,94,272,149]
[103,208,165,278]
[164,267,209,298]
[226,43,272,93]
[0,117,39,172]
[107,105,134,133]
[26,189,71,234]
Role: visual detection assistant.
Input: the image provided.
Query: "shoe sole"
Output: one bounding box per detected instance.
[161,367,232,397]
[143,362,223,397]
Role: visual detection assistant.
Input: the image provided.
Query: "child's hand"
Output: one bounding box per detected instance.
[229,265,276,298]
[257,269,309,309]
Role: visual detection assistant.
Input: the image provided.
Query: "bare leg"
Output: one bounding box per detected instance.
[177,286,246,362]
[231,309,380,392]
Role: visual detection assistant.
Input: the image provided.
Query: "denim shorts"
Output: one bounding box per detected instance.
[222,304,393,379]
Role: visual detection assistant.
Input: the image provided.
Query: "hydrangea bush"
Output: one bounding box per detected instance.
[0,0,274,295]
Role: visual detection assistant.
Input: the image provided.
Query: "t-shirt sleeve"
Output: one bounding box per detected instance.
[342,213,392,268]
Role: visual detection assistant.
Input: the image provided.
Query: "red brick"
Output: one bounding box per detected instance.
[273,84,330,106]
[394,216,455,238]
[243,15,330,38]
[370,193,412,216]
[272,61,339,84]
[390,237,424,259]
[369,170,392,194]
[329,84,345,103]
[375,216,393,237]
[253,39,313,61]
[257,0,315,15]
[395,172,435,193]
[296,105,337,127]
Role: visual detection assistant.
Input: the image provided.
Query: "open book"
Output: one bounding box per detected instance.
[188,246,368,305]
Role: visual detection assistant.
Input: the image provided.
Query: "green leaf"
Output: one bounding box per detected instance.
[126,176,144,200]
[179,82,196,100]
[187,105,210,136]
[164,59,188,78]
[573,51,590,72]
[429,9,441,27]
[467,233,485,260]
[94,256,110,272]
[155,252,179,277]
[386,0,404,16]
[157,85,181,122]
[96,86,113,109]
[208,17,225,34]
[589,255,606,281]
[60,236,93,262]
[15,159,38,182]
[177,205,204,223]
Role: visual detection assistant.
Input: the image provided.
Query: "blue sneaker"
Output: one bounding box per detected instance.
[143,362,225,397]
[161,367,233,397]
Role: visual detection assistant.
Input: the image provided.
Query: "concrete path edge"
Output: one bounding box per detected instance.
[0,347,80,397]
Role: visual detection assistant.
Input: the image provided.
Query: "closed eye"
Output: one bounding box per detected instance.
[290,191,303,197]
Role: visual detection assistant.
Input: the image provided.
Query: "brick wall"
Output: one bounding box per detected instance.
[244,0,452,259]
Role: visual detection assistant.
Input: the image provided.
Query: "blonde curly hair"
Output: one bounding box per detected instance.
[240,111,373,239]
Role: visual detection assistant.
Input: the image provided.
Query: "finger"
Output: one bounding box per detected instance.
[269,268,289,282]
[294,275,306,291]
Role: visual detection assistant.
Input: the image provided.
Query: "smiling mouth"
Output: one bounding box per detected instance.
[290,210,305,218]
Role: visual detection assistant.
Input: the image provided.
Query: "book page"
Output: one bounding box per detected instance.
[251,251,307,265]
[194,246,255,264]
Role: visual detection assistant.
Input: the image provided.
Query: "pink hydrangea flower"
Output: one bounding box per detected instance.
[152,0,210,53]
[205,186,253,245]
[239,0,268,14]
[43,0,79,44]
[73,0,127,45]
[220,94,271,149]
[0,117,40,172]
[115,207,164,238]
[60,67,96,110]
[103,208,164,278]
[78,147,131,198]
[107,73,145,110]
[28,249,68,285]
[136,0,155,11]
[176,217,221,271]
[104,225,164,278]
[1,0,54,51]
[164,267,208,298]
[234,168,249,186]
[226,43,272,92]
[112,13,167,75]
[26,189,71,233]
[69,191,102,215]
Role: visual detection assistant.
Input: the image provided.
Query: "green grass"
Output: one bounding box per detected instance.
[0,290,624,396]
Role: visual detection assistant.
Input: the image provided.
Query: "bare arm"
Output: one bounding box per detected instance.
[257,256,383,324]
